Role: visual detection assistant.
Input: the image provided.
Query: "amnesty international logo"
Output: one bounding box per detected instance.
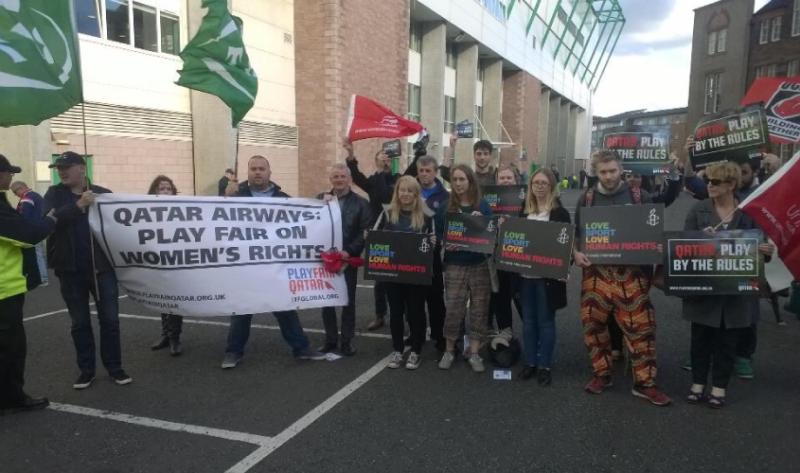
[418,237,431,253]
[486,220,496,233]
[557,227,569,245]
[646,208,660,227]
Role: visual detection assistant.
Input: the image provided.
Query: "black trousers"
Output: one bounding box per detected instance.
[423,253,446,342]
[373,281,388,317]
[0,294,27,406]
[691,322,745,389]
[735,324,757,359]
[488,270,519,331]
[386,283,427,353]
[159,314,183,340]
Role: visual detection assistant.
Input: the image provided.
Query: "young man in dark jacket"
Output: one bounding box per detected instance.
[344,138,394,331]
[43,152,132,389]
[0,155,55,414]
[316,163,371,356]
[221,155,326,368]
[573,150,671,407]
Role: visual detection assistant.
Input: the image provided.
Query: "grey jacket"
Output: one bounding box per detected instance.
[681,199,764,329]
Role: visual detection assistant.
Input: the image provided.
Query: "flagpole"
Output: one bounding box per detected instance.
[234,126,240,180]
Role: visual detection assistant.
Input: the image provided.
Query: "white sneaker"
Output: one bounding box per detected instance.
[386,351,404,369]
[468,354,485,373]
[438,351,455,370]
[406,352,421,370]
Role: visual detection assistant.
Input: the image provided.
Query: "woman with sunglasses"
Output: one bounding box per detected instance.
[517,169,571,386]
[375,176,436,370]
[439,165,493,372]
[682,162,773,408]
[147,175,184,356]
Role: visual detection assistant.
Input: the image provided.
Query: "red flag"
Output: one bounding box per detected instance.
[741,76,800,144]
[346,95,424,141]
[739,151,800,279]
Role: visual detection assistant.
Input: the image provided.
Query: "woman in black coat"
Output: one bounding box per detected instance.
[517,169,571,386]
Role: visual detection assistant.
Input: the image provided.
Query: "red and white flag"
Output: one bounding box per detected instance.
[741,76,800,144]
[345,95,424,141]
[739,150,800,279]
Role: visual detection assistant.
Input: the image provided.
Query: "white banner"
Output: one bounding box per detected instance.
[88,194,347,317]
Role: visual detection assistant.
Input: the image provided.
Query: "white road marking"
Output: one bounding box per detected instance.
[48,402,272,445]
[225,353,393,473]
[23,295,129,322]
[116,313,393,340]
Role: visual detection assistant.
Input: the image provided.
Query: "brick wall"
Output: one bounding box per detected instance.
[295,0,410,197]
[54,134,194,195]
[236,144,300,196]
[500,70,541,169]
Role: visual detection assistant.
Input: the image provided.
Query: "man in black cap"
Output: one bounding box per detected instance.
[44,151,132,389]
[0,154,55,414]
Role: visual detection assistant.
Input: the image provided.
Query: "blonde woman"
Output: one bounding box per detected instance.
[439,165,493,372]
[375,176,436,370]
[518,169,571,386]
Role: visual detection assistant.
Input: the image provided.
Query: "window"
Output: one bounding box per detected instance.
[704,73,721,115]
[444,96,456,134]
[768,63,778,76]
[75,0,180,55]
[409,23,422,52]
[407,84,421,122]
[74,0,102,37]
[133,2,158,52]
[708,31,717,55]
[771,16,782,42]
[475,104,484,138]
[788,59,800,77]
[160,12,180,55]
[760,19,770,44]
[717,28,727,53]
[106,0,130,45]
[793,0,800,36]
[755,65,767,78]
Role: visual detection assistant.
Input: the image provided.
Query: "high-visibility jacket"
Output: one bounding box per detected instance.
[0,193,54,300]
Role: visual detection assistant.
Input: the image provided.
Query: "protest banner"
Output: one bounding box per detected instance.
[482,185,526,215]
[690,106,768,170]
[445,213,497,254]
[580,204,664,265]
[364,230,433,285]
[88,194,347,317]
[495,217,574,280]
[664,230,764,296]
[601,126,672,175]
[456,120,474,138]
[741,77,800,144]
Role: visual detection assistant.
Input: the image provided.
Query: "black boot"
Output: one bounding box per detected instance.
[151,314,170,350]
[166,314,183,355]
[169,338,182,356]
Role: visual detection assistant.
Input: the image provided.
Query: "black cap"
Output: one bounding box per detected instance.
[0,154,22,173]
[49,151,86,168]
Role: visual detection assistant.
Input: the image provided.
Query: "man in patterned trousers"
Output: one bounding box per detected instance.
[573,150,671,407]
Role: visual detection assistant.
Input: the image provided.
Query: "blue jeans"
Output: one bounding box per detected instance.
[520,278,556,369]
[57,271,122,376]
[226,311,310,357]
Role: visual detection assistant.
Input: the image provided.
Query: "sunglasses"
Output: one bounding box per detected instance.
[703,177,729,186]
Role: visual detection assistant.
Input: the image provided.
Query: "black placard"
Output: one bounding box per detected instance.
[495,217,574,279]
[364,230,433,285]
[580,204,664,265]
[664,230,764,295]
[690,106,768,170]
[382,139,402,158]
[456,120,474,138]
[445,213,497,254]
[601,125,672,175]
[482,185,526,215]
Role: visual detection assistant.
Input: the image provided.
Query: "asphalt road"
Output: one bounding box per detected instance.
[2,189,799,473]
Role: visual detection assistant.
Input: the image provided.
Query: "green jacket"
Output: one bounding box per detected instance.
[0,193,54,300]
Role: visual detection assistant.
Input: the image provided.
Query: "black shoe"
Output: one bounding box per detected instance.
[110,370,133,386]
[319,342,338,353]
[340,342,357,357]
[151,336,169,350]
[73,373,95,390]
[519,366,537,380]
[169,339,182,356]
[0,396,49,415]
[537,368,552,386]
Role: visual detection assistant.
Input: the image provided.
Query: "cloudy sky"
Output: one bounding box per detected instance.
[592,0,770,117]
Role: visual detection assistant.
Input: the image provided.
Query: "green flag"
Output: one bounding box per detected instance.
[0,0,82,127]
[176,0,258,127]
